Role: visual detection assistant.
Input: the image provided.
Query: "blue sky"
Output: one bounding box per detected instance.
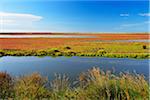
[0,0,149,33]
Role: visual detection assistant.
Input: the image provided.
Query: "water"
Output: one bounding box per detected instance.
[0,35,94,38]
[0,56,149,79]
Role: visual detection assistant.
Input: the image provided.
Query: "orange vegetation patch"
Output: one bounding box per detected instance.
[0,33,149,50]
[85,33,149,40]
[0,38,87,50]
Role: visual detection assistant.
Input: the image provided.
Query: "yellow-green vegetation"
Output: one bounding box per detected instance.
[0,42,149,59]
[0,67,149,99]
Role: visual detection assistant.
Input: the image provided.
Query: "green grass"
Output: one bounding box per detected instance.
[0,49,149,59]
[0,42,149,59]
[0,67,149,99]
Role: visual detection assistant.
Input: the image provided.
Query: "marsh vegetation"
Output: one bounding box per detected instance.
[0,42,149,59]
[0,67,149,99]
[0,34,149,59]
[0,34,149,99]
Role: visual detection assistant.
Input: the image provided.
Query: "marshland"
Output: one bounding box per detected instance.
[0,33,149,58]
[0,0,150,99]
[0,33,149,99]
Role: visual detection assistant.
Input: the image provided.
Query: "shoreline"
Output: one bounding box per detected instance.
[0,49,149,59]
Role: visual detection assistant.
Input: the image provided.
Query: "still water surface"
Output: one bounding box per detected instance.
[0,56,149,79]
[0,35,93,38]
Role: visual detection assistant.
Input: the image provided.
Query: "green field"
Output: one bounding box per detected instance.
[0,42,149,59]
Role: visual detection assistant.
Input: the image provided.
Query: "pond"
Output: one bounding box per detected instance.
[0,56,149,80]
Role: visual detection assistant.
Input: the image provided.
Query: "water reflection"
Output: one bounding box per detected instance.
[0,56,149,79]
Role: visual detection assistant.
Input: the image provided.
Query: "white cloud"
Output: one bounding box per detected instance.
[120,13,130,17]
[114,21,149,30]
[121,21,149,27]
[0,12,42,25]
[138,13,150,17]
[121,22,146,27]
[0,12,43,32]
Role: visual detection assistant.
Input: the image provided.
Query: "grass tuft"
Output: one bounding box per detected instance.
[0,67,149,99]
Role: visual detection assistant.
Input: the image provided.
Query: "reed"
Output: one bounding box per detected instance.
[0,67,149,99]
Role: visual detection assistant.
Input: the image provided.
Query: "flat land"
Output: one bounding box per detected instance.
[0,33,149,50]
[0,33,149,58]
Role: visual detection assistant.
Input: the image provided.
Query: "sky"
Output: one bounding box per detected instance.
[0,0,149,33]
